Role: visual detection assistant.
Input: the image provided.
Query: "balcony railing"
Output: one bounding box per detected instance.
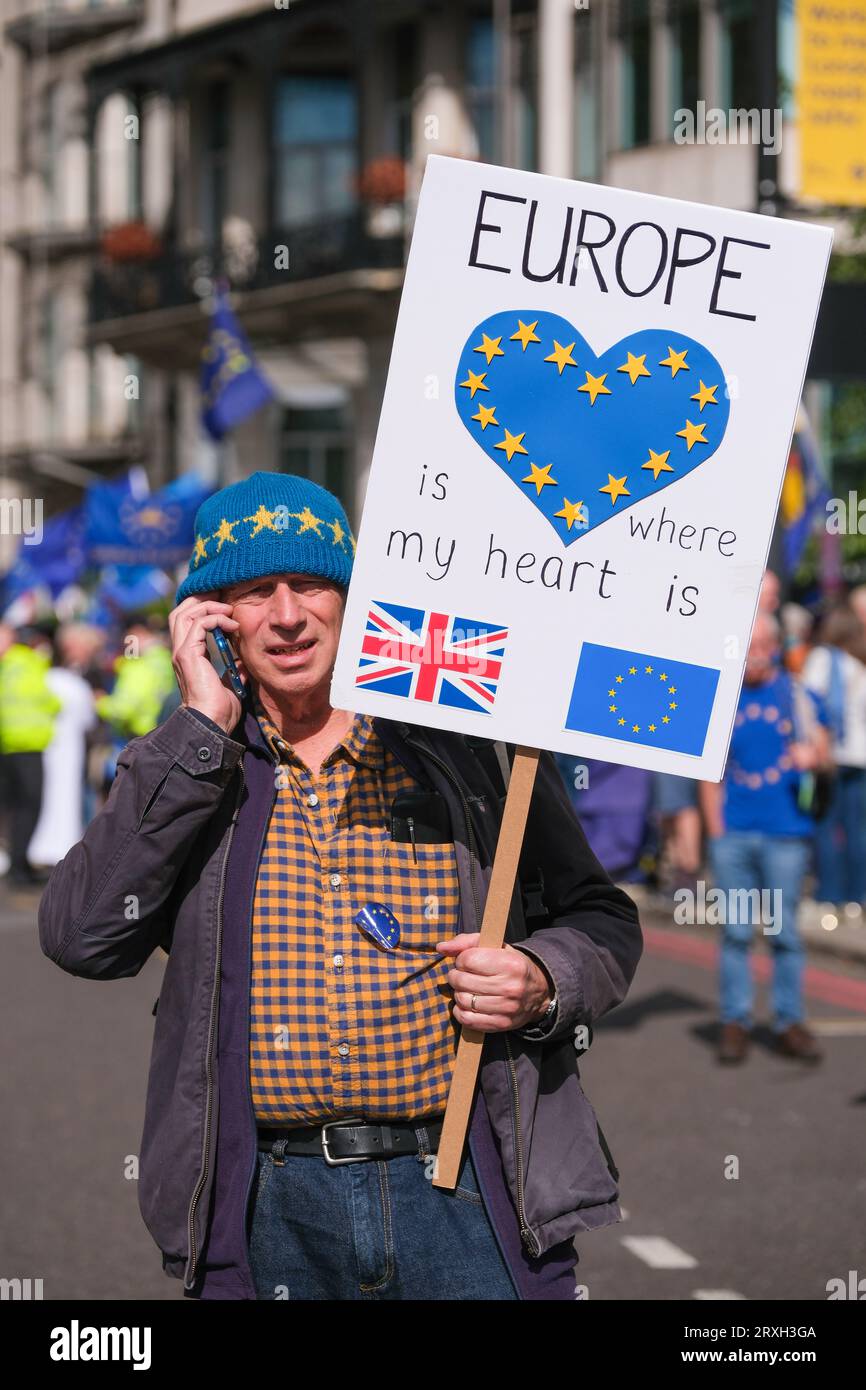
[90,210,406,323]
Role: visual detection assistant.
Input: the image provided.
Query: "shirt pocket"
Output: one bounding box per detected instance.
[365,838,461,954]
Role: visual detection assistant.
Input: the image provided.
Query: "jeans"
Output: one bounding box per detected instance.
[0,751,43,878]
[248,1130,523,1300]
[708,830,810,1031]
[814,766,866,904]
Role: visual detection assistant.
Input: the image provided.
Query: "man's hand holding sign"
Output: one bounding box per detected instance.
[331,155,832,1187]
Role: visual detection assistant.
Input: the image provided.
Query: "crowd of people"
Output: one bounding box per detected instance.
[3,567,863,1066]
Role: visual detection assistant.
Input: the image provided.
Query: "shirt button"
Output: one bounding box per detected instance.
[333,954,343,967]
[329,873,342,888]
[196,747,212,762]
[337,1042,350,1057]
[307,793,319,807]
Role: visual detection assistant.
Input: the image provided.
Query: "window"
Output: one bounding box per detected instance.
[273,76,357,230]
[720,0,756,111]
[670,0,702,124]
[621,0,651,149]
[466,18,496,162]
[200,80,230,244]
[277,403,351,517]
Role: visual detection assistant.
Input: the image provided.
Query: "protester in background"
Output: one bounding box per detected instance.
[0,624,61,887]
[700,612,830,1066]
[802,601,866,910]
[28,626,97,867]
[780,601,814,676]
[553,753,654,883]
[94,613,175,740]
[848,584,866,639]
[758,568,781,615]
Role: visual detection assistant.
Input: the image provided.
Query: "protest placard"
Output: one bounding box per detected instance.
[330,155,832,1187]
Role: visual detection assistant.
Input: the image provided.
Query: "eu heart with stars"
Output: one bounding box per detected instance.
[454,309,730,544]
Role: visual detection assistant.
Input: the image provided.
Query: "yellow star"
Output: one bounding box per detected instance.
[243,505,280,538]
[659,346,690,377]
[578,371,612,405]
[662,716,670,724]
[669,685,677,694]
[544,340,578,374]
[608,688,616,698]
[328,518,346,547]
[192,535,209,566]
[676,418,708,451]
[648,724,657,733]
[472,402,498,430]
[212,517,239,552]
[473,333,505,365]
[495,429,528,462]
[645,665,653,674]
[510,319,541,351]
[554,497,587,530]
[609,704,617,713]
[642,448,673,480]
[629,666,637,675]
[632,725,640,733]
[659,672,667,681]
[618,718,626,726]
[669,701,678,710]
[615,675,624,684]
[522,462,558,495]
[617,352,651,385]
[690,380,719,411]
[459,369,489,397]
[599,474,630,506]
[289,506,325,536]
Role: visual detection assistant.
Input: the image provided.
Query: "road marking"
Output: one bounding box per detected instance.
[692,1289,747,1300]
[622,1236,698,1269]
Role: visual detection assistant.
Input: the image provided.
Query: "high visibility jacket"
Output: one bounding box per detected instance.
[96,642,176,739]
[0,644,62,754]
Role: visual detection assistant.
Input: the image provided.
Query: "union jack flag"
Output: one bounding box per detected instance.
[355,600,508,714]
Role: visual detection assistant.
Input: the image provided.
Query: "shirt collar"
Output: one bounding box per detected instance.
[251,692,385,772]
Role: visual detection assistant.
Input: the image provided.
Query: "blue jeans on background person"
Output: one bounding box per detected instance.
[248,1132,527,1300]
[814,766,866,904]
[708,830,810,1032]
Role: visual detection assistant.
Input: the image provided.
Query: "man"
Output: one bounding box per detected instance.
[95,613,175,739]
[0,623,61,887]
[39,471,642,1301]
[700,610,829,1066]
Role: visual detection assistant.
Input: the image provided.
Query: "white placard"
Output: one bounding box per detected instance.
[331,156,832,780]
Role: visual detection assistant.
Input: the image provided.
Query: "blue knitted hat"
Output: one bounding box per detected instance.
[175,471,355,603]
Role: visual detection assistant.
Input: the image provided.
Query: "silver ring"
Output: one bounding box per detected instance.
[470,993,477,1012]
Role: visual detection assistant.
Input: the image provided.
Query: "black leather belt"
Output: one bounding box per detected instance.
[256,1114,445,1166]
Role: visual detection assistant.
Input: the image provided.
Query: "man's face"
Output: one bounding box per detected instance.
[744,617,779,683]
[220,572,346,702]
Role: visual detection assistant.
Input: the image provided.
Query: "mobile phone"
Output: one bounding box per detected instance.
[209,626,247,702]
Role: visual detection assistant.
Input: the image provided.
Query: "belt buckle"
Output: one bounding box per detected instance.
[321,1115,367,1166]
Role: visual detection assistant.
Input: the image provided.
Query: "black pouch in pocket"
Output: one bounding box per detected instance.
[390,789,452,844]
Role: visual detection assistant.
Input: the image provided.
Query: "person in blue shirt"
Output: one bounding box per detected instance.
[700,611,830,1065]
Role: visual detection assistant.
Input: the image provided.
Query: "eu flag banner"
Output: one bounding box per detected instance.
[200,289,275,440]
[565,643,720,757]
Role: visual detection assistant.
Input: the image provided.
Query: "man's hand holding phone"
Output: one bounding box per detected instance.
[168,596,248,734]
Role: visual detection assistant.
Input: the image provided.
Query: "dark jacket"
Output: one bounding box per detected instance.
[38,702,643,1300]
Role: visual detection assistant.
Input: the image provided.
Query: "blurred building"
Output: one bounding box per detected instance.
[1,0,864,539]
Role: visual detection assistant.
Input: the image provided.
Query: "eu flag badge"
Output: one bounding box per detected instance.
[565,643,720,756]
[354,902,402,950]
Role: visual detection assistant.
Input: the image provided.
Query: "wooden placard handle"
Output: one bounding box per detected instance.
[431,745,541,1189]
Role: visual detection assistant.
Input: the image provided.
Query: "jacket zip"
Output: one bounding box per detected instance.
[184,765,245,1290]
[402,727,539,1257]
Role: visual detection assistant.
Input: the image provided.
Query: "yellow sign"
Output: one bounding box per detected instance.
[798,0,866,205]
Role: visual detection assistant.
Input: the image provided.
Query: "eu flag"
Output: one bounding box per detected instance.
[565,642,720,757]
[200,288,275,440]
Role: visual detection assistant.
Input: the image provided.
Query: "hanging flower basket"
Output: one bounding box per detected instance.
[101,221,163,263]
[356,157,408,206]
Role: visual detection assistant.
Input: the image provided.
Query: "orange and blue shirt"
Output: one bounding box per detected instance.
[249,700,462,1124]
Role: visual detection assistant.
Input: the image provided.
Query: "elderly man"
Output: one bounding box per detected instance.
[39,472,642,1301]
